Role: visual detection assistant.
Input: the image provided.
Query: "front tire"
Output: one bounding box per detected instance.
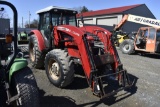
[29,35,45,68]
[11,67,40,107]
[45,49,75,88]
[120,39,135,55]
[0,84,7,107]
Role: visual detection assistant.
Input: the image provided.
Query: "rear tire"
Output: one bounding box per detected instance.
[29,35,45,68]
[45,49,75,88]
[120,39,135,55]
[11,67,40,107]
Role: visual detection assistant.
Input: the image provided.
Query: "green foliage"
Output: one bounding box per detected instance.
[81,6,89,13]
[25,19,38,28]
[74,6,91,13]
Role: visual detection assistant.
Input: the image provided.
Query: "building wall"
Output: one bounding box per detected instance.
[0,18,10,34]
[122,4,156,32]
[77,14,123,30]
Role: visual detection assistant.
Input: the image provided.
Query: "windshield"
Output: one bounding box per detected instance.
[51,14,76,26]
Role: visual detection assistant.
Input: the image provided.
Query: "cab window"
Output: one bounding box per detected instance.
[51,13,76,26]
[39,13,50,30]
[148,28,156,40]
[144,30,148,37]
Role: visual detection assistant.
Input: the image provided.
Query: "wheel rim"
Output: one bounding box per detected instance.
[123,44,131,52]
[48,59,60,80]
[29,43,35,62]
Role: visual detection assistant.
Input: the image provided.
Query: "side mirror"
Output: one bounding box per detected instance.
[80,15,84,24]
[0,7,4,11]
[5,34,12,43]
[47,24,53,31]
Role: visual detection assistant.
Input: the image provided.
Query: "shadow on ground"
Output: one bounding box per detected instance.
[78,73,138,107]
[39,89,77,107]
[131,52,160,59]
[141,53,160,59]
[65,64,89,90]
[39,71,138,107]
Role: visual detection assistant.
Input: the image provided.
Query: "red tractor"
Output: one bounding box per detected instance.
[29,6,133,98]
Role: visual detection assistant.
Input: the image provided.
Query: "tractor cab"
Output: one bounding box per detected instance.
[135,27,160,53]
[36,6,77,49]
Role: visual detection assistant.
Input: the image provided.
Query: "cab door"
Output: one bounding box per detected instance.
[39,12,51,49]
[146,27,156,52]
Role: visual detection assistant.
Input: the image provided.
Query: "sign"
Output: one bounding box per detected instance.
[127,14,160,28]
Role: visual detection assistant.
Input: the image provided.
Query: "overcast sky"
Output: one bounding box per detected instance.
[1,0,159,27]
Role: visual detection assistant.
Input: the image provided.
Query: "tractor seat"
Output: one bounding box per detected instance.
[136,36,141,45]
[136,36,146,45]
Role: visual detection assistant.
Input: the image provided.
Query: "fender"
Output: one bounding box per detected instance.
[30,30,46,51]
[9,58,28,82]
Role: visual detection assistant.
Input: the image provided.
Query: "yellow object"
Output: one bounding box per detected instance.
[115,34,129,46]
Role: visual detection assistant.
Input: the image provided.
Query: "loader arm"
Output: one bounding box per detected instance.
[114,14,160,31]
[55,25,120,79]
[79,26,121,70]
[54,25,92,78]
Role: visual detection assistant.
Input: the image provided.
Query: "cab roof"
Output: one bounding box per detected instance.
[36,6,77,14]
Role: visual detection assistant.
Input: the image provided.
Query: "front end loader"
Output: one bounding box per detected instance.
[29,6,133,98]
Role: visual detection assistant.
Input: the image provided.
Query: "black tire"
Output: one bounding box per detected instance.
[45,49,75,88]
[120,39,135,54]
[11,67,40,107]
[0,85,7,107]
[29,35,45,68]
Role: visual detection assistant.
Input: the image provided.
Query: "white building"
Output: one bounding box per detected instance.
[76,4,156,33]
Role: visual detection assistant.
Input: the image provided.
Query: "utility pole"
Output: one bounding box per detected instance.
[22,17,23,28]
[29,11,31,28]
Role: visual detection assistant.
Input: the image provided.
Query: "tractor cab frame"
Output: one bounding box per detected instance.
[36,6,77,49]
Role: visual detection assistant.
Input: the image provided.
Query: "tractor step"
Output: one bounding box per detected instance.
[93,69,133,99]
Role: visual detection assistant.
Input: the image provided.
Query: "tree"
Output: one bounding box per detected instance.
[81,6,89,13]
[74,6,90,13]
[25,19,38,28]
[0,6,8,18]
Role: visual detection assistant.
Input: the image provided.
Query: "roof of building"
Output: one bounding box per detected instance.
[77,4,143,18]
[36,6,76,14]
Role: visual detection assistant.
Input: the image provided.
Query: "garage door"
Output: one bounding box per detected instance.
[97,17,117,26]
[78,19,93,27]
[84,19,93,24]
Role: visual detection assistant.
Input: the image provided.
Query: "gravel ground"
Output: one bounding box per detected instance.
[29,50,160,107]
